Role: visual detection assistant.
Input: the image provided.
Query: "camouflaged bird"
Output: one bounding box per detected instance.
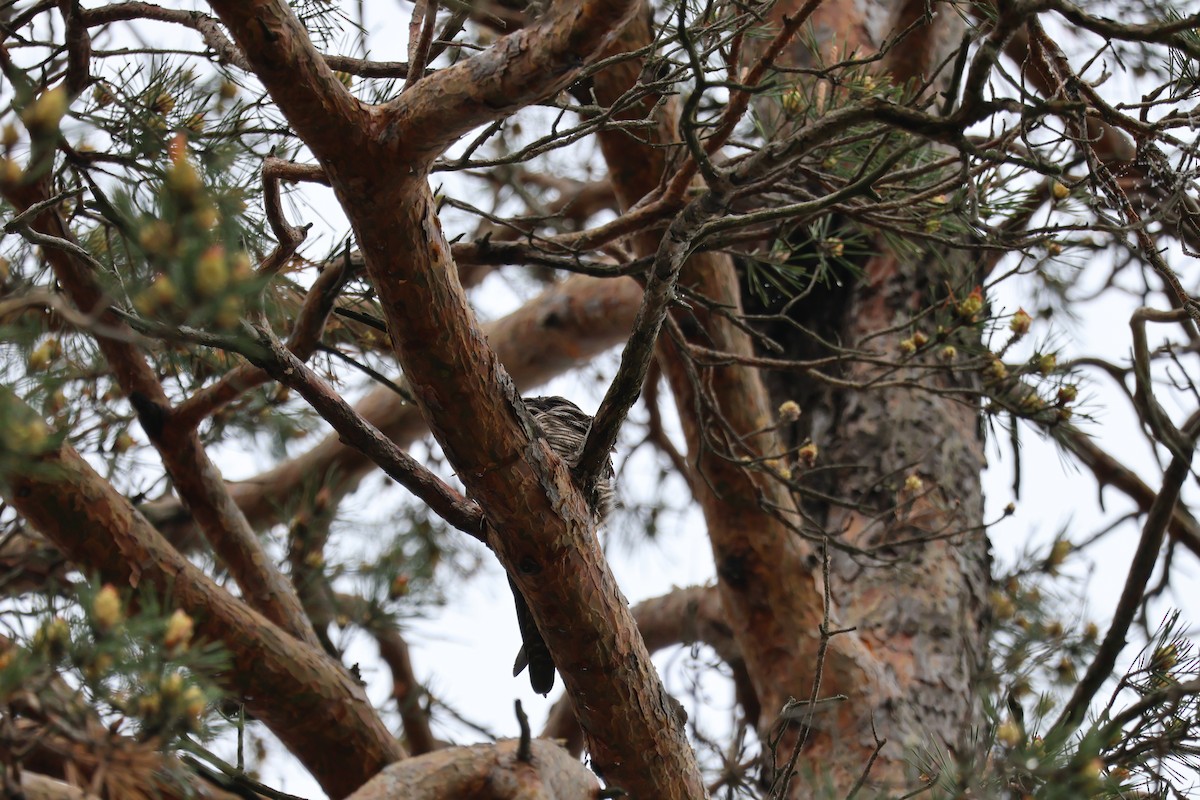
[510,396,614,695]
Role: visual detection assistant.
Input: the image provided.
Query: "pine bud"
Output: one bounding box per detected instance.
[28,338,61,370]
[956,286,984,320]
[780,87,804,116]
[161,671,185,699]
[92,84,115,108]
[166,158,203,198]
[92,585,123,632]
[182,686,206,730]
[151,92,175,115]
[1046,539,1071,569]
[1009,308,1032,336]
[996,719,1023,747]
[33,617,70,659]
[22,87,68,135]
[194,246,229,297]
[164,609,194,652]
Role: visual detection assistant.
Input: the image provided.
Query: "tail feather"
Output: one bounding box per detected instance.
[509,577,556,695]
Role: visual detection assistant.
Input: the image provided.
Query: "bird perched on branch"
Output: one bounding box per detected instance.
[510,395,615,695]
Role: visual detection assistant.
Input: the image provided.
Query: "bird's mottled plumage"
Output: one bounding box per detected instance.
[510,396,614,695]
[524,395,615,520]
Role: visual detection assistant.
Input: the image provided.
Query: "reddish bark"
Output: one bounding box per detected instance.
[346,740,598,800]
[581,0,989,790]
[230,274,641,529]
[141,275,641,543]
[0,717,242,800]
[1,177,319,649]
[0,0,1192,797]
[743,0,990,786]
[0,390,403,798]
[206,1,704,795]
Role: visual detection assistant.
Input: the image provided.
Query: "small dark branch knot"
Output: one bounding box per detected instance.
[128,391,168,438]
[718,553,749,589]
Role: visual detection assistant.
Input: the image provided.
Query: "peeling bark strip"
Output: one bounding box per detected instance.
[0,389,402,799]
[346,740,599,800]
[207,1,704,796]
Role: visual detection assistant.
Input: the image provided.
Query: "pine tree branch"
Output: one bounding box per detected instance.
[2,175,322,651]
[0,389,404,799]
[249,326,485,538]
[1051,411,1199,738]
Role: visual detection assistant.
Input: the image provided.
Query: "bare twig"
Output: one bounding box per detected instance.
[577,191,721,488]
[175,238,353,430]
[404,0,439,91]
[1050,411,1199,738]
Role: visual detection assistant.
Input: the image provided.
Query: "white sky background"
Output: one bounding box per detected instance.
[5,1,1200,797]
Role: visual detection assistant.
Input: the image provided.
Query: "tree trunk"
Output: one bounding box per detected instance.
[591,0,990,792]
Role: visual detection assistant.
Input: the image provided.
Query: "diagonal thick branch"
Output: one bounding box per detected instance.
[1050,410,1199,738]
[576,192,721,488]
[0,389,403,799]
[206,2,703,795]
[383,0,643,162]
[2,174,320,650]
[249,326,485,538]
